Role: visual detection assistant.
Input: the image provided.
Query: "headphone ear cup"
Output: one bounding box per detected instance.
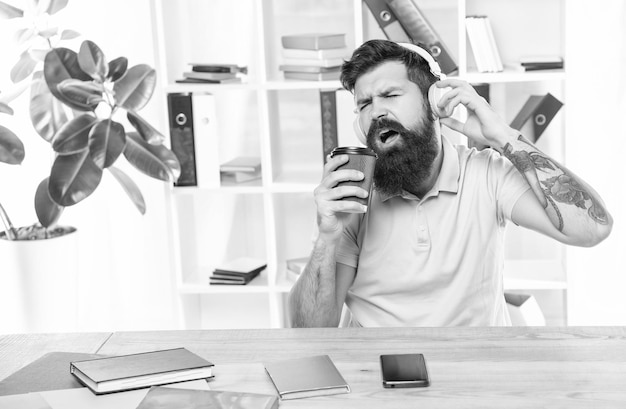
[428,83,453,118]
[353,117,367,145]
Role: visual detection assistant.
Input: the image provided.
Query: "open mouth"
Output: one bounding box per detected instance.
[379,129,400,145]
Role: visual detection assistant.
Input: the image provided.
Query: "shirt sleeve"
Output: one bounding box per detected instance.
[335,213,363,268]
[484,149,531,225]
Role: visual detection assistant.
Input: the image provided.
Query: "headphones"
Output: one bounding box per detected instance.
[352,42,453,145]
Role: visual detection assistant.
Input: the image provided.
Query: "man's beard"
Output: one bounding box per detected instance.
[366,116,439,197]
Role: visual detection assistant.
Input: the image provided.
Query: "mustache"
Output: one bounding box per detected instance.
[366,117,409,140]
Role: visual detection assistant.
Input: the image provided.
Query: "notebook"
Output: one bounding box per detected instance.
[70,348,213,394]
[263,355,350,400]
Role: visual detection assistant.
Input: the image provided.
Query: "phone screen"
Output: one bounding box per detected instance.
[380,353,430,388]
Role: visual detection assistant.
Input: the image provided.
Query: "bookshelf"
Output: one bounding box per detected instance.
[149,0,569,328]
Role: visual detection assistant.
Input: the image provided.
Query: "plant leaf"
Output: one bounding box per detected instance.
[38,27,58,39]
[44,0,69,15]
[123,132,180,182]
[56,78,103,111]
[44,47,92,110]
[52,113,97,154]
[127,110,164,145]
[108,166,146,215]
[29,49,49,62]
[107,56,127,81]
[0,102,14,115]
[0,1,23,18]
[49,149,103,206]
[30,71,68,142]
[0,124,25,164]
[78,40,108,80]
[11,51,37,83]
[113,64,156,111]
[14,27,36,44]
[88,119,126,168]
[34,177,63,227]
[60,29,80,40]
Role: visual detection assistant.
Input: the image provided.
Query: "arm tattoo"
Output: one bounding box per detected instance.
[502,135,609,232]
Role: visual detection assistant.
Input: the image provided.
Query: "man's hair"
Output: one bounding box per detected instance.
[340,39,438,98]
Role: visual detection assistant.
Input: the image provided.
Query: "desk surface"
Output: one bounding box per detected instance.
[2,327,626,408]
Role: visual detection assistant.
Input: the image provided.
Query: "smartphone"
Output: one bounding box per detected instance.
[380,353,430,388]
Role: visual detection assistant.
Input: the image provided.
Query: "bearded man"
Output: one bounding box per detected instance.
[289,39,612,327]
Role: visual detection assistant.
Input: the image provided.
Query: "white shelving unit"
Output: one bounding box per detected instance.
[150,0,568,329]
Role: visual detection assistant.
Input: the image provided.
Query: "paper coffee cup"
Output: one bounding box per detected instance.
[330,146,377,207]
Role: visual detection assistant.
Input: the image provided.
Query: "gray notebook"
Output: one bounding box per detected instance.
[263,354,350,400]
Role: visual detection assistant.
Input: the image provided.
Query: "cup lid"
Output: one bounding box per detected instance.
[330,146,377,157]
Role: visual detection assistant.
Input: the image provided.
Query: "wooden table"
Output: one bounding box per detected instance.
[2,327,626,408]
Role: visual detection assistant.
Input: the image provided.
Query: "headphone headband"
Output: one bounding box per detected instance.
[397,42,446,80]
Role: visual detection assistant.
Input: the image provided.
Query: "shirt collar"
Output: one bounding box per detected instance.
[378,135,460,202]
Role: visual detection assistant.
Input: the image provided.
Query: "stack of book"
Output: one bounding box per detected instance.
[176,63,247,84]
[465,15,503,73]
[210,257,267,285]
[279,33,349,81]
[219,156,261,184]
[517,56,564,71]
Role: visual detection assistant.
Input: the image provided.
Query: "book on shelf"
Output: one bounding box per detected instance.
[281,33,346,50]
[167,93,221,188]
[214,257,267,276]
[69,348,214,395]
[509,93,563,143]
[182,71,240,81]
[220,169,261,184]
[516,56,564,71]
[219,156,261,173]
[209,273,260,285]
[363,0,458,74]
[283,71,340,81]
[319,88,365,163]
[281,47,350,60]
[136,386,278,409]
[175,77,242,84]
[466,15,503,73]
[279,64,341,74]
[188,63,248,74]
[263,355,350,400]
[281,57,344,68]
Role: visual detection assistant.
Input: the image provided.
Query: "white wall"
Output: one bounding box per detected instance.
[0,0,177,332]
[565,0,626,325]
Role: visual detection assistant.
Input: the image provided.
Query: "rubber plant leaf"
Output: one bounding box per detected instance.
[127,110,165,145]
[38,27,58,39]
[108,166,146,215]
[52,113,97,154]
[123,132,180,182]
[0,102,13,115]
[107,57,127,82]
[88,119,126,168]
[0,1,23,18]
[10,51,37,83]
[30,71,68,142]
[56,78,103,111]
[48,149,103,206]
[43,47,92,110]
[34,177,63,227]
[78,40,108,81]
[113,64,156,111]
[60,29,80,40]
[14,27,36,45]
[43,0,69,15]
[0,124,25,165]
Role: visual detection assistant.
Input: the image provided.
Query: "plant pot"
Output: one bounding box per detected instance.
[0,228,79,333]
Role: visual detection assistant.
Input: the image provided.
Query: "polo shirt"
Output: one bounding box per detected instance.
[335,136,530,327]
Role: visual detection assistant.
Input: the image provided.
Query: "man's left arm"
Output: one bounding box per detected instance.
[436,79,613,246]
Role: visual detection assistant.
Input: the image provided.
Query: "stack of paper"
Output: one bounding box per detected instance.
[219,156,262,184]
[177,63,247,84]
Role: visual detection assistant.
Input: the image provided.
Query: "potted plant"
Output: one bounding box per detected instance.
[0,0,180,332]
